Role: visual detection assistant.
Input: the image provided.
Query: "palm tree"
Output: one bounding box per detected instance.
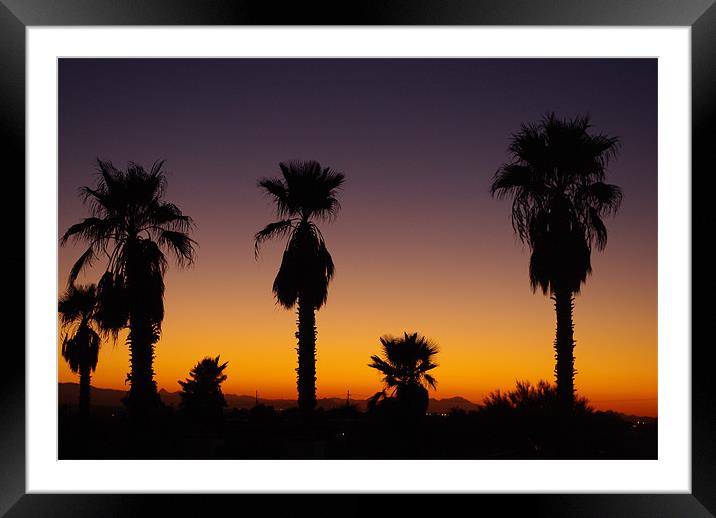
[490,113,622,412]
[178,355,229,422]
[61,159,196,419]
[254,160,345,415]
[368,332,439,417]
[58,284,101,420]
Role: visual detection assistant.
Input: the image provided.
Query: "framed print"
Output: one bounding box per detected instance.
[4,0,714,516]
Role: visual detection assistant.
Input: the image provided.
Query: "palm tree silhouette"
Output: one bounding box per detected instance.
[58,284,101,420]
[490,113,622,412]
[368,332,439,417]
[254,160,345,415]
[61,159,196,419]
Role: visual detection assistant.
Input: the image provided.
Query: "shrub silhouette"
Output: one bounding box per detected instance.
[178,355,229,423]
[480,380,594,457]
[482,380,591,416]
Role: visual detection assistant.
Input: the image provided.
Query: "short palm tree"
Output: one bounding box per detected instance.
[58,284,101,420]
[254,160,345,415]
[490,113,622,412]
[368,332,439,417]
[61,159,196,419]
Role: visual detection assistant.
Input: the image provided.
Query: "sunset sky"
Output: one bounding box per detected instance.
[58,58,657,416]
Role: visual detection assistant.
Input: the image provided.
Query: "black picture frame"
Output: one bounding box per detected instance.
[3,1,713,516]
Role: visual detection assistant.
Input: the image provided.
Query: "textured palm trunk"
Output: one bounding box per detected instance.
[126,316,159,419]
[124,238,161,421]
[78,365,91,420]
[296,297,317,415]
[553,287,576,413]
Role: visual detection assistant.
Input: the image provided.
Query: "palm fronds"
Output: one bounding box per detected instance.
[259,160,345,222]
[58,284,101,375]
[491,112,622,294]
[255,160,343,310]
[368,332,440,393]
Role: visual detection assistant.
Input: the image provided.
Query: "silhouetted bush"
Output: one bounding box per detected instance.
[481,380,592,417]
[477,380,615,457]
[178,355,229,424]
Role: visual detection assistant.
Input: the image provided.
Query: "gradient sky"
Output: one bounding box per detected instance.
[58,58,657,416]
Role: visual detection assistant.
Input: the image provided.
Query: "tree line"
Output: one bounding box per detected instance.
[58,113,623,426]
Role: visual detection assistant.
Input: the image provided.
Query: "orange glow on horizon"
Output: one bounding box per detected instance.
[58,211,657,417]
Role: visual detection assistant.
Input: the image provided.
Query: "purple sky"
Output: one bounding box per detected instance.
[59,59,657,254]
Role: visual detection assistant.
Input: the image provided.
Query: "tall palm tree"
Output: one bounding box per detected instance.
[58,284,101,420]
[254,160,345,415]
[61,159,196,419]
[490,113,622,412]
[368,332,439,417]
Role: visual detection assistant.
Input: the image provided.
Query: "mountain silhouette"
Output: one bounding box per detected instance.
[59,382,483,413]
[58,383,655,422]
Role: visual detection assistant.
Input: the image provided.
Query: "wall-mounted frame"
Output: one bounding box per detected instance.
[3,1,713,516]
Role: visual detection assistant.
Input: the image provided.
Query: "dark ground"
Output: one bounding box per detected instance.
[58,403,657,460]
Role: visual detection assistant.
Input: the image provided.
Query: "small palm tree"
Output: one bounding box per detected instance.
[368,332,439,417]
[58,284,101,420]
[490,113,622,412]
[178,355,229,422]
[254,160,345,415]
[61,159,196,419]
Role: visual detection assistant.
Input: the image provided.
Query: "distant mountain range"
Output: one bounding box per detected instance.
[58,382,481,413]
[57,383,657,423]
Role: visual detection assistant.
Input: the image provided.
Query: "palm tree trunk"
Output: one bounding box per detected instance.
[78,365,91,420]
[295,297,317,415]
[126,317,159,419]
[123,239,161,421]
[553,287,576,413]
